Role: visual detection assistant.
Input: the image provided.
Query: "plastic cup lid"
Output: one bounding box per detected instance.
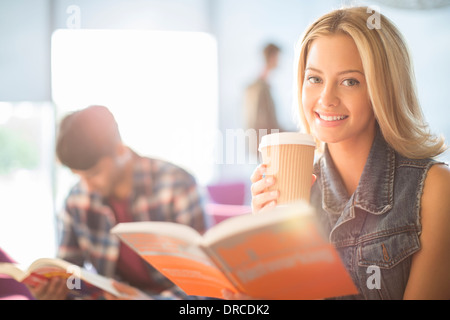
[258,132,316,151]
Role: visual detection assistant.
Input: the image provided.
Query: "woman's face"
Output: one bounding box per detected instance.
[302,34,375,147]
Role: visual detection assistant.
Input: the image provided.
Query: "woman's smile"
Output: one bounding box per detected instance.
[314,111,349,127]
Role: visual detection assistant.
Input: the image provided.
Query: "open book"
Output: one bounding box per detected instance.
[111,201,358,300]
[0,257,121,299]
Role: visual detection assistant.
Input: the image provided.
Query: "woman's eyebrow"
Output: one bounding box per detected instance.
[305,66,364,76]
[337,69,365,76]
[305,67,323,74]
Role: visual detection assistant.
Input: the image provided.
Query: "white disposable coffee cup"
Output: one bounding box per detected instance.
[259,132,316,204]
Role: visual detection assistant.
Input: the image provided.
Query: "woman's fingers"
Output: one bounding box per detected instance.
[250,175,274,197]
[250,165,317,214]
[250,164,281,213]
[251,180,278,213]
[250,164,267,183]
[252,189,278,209]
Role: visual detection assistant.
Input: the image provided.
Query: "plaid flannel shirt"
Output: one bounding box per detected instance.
[57,152,207,299]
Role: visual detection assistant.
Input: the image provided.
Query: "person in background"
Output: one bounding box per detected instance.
[244,43,287,149]
[29,105,206,299]
[229,6,450,300]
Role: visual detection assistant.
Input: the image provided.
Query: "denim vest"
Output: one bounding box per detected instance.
[310,130,441,299]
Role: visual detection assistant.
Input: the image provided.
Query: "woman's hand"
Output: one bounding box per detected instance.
[250,164,317,214]
[250,164,279,214]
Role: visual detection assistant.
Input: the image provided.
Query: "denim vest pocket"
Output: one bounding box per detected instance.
[357,227,420,269]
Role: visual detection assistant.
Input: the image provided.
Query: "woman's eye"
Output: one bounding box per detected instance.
[342,79,360,86]
[307,76,321,84]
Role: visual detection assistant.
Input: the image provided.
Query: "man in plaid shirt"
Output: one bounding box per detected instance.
[30,105,206,299]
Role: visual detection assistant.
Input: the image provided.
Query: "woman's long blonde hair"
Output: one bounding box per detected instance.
[296,6,447,159]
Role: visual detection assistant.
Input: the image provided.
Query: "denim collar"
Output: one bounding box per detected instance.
[319,127,394,217]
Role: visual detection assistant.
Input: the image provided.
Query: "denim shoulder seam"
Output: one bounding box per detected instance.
[415,161,445,235]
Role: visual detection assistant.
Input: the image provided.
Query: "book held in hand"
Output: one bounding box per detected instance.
[111,201,358,300]
[0,257,121,299]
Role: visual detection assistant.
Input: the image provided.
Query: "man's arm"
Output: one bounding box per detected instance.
[172,173,207,234]
[56,206,85,266]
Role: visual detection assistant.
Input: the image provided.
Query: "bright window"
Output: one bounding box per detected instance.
[51,30,219,210]
[0,102,56,266]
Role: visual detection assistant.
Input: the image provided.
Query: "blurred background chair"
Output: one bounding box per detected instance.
[207,181,246,205]
[204,181,252,226]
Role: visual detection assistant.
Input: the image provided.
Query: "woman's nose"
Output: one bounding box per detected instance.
[319,84,339,108]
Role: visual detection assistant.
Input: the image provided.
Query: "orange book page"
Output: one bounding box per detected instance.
[209,219,358,300]
[118,233,238,299]
[22,267,68,287]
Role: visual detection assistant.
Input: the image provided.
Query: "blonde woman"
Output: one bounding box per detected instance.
[232,7,450,300]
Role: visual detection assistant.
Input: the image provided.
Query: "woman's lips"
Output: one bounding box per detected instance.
[314,111,349,127]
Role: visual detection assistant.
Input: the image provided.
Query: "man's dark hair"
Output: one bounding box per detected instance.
[56,105,121,170]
